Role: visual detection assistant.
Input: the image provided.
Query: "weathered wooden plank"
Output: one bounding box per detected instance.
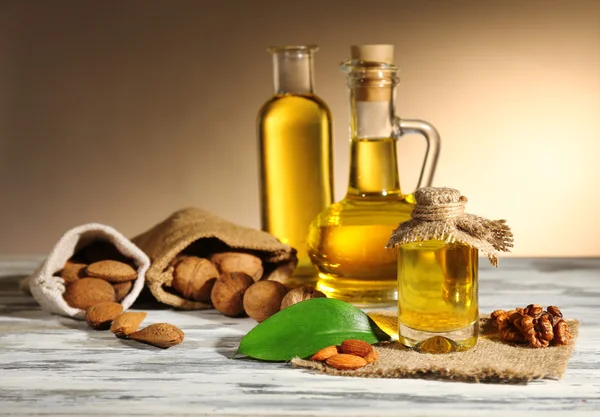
[0,257,599,416]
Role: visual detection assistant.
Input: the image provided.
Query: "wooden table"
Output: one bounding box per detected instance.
[1,256,599,416]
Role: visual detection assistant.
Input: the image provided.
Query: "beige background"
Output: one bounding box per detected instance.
[1,0,599,256]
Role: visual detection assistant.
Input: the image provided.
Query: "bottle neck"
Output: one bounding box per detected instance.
[270,46,316,96]
[344,64,402,198]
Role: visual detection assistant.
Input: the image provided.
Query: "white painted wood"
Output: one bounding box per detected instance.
[0,256,599,416]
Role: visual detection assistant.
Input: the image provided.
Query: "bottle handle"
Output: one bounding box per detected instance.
[394,117,441,190]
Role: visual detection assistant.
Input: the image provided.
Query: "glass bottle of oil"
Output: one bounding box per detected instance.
[398,240,479,352]
[388,186,513,353]
[306,45,440,306]
[257,46,333,285]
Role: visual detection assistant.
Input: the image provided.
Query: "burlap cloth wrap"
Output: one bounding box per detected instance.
[292,312,579,383]
[132,207,294,310]
[386,187,514,266]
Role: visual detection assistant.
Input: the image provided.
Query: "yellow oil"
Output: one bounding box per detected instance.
[258,94,333,281]
[307,138,413,306]
[397,240,479,350]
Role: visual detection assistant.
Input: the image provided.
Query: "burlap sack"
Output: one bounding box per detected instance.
[27,223,150,320]
[292,312,578,383]
[132,207,295,309]
[387,187,513,266]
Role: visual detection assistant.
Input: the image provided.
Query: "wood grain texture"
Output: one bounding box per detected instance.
[0,256,599,416]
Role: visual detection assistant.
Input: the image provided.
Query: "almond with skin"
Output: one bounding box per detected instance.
[110,311,147,338]
[326,354,368,370]
[129,323,184,348]
[86,260,137,283]
[113,281,133,302]
[364,348,379,364]
[63,278,116,310]
[340,339,374,359]
[60,262,87,283]
[85,302,124,330]
[310,345,340,361]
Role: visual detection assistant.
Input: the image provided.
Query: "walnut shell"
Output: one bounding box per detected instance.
[265,254,298,284]
[243,281,288,323]
[210,272,254,317]
[210,252,263,281]
[280,286,326,310]
[172,256,219,302]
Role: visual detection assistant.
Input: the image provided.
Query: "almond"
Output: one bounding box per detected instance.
[60,262,87,283]
[325,354,368,370]
[129,323,184,348]
[85,302,123,330]
[86,260,137,283]
[310,345,340,361]
[63,278,116,310]
[110,311,147,338]
[364,348,379,364]
[340,339,374,359]
[113,281,133,302]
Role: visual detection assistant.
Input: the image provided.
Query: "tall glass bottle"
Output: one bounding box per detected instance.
[257,46,333,284]
[307,45,440,306]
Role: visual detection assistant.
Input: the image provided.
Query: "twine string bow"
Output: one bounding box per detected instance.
[386,187,513,266]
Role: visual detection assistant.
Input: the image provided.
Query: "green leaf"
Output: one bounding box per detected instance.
[235,298,390,361]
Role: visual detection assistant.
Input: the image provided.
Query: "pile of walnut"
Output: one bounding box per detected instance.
[171,252,326,322]
[85,302,184,348]
[491,305,572,348]
[310,339,379,370]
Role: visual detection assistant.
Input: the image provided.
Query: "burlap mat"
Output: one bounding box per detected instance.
[132,207,294,310]
[292,312,578,384]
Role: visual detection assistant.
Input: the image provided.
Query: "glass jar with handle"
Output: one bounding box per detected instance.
[307,44,440,306]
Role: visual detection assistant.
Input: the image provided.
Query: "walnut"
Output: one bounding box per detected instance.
[491,309,506,325]
[264,255,298,284]
[491,304,571,348]
[553,320,572,346]
[524,304,543,319]
[242,281,288,322]
[171,256,219,302]
[521,315,549,348]
[210,272,254,317]
[547,305,563,318]
[210,252,264,281]
[536,314,554,341]
[280,286,327,310]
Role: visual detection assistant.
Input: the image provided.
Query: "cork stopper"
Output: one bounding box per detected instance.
[350,44,394,64]
[349,45,395,101]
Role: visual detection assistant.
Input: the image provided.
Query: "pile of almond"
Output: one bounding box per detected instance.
[58,241,138,308]
[59,242,184,349]
[84,301,184,348]
[310,339,379,370]
[171,252,326,322]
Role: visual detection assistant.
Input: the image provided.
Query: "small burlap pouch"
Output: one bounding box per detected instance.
[386,187,513,266]
[292,312,578,383]
[26,223,150,320]
[132,207,295,310]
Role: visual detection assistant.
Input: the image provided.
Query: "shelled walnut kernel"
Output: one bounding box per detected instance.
[491,304,572,348]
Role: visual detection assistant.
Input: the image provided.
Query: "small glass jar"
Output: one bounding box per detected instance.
[397,239,479,353]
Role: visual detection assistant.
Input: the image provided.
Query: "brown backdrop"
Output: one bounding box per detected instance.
[1,0,599,255]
